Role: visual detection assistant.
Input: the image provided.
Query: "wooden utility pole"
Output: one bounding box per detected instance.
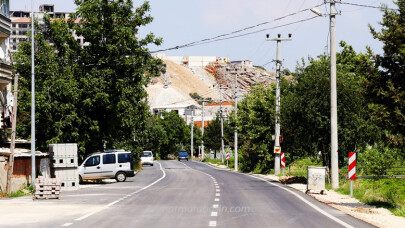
[6,73,19,195]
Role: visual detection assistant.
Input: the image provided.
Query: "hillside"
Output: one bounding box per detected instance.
[146,59,276,108]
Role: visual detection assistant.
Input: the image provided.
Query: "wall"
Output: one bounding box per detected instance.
[0,156,47,193]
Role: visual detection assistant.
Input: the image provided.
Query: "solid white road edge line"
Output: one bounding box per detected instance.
[198,161,354,228]
[74,161,166,222]
[62,223,72,227]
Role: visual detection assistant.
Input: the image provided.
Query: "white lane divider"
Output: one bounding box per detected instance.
[209,221,217,227]
[67,162,166,225]
[182,162,220,227]
[62,223,72,227]
[200,161,354,228]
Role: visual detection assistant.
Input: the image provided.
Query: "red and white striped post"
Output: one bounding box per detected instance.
[281,152,286,176]
[349,152,356,197]
[226,151,229,167]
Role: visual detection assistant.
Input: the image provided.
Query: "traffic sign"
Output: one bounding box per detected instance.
[349,152,356,180]
[281,152,285,168]
[226,151,230,161]
[274,146,281,154]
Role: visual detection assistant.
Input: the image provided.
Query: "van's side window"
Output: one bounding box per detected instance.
[118,153,131,163]
[85,156,100,166]
[103,154,116,164]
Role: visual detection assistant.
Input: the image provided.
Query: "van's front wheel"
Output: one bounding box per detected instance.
[116,172,127,182]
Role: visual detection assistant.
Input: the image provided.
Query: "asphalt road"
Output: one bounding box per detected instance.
[0,160,375,228]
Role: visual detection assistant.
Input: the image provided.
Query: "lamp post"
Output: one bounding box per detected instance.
[31,0,36,188]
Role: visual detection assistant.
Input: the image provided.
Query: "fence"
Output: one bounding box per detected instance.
[286,163,405,180]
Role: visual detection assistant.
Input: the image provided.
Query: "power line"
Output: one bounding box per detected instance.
[340,2,398,11]
[150,3,326,53]
[154,16,319,52]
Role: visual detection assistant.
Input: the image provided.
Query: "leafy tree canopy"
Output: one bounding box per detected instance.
[14,0,163,159]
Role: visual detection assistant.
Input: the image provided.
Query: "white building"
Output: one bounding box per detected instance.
[10,4,87,53]
[230,60,253,68]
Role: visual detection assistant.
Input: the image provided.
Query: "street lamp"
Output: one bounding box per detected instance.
[31,0,36,188]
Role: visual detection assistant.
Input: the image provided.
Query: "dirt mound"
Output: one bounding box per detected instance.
[164,60,219,100]
[279,176,307,184]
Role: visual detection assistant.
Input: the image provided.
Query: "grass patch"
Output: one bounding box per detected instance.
[1,184,34,198]
[285,158,322,178]
[203,157,234,169]
[337,178,405,217]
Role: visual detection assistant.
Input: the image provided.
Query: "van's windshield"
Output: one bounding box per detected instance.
[141,152,152,157]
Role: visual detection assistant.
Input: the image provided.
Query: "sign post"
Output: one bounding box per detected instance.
[281,152,285,176]
[349,152,356,197]
[226,151,229,167]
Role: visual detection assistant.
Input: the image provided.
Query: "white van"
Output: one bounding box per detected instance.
[141,151,154,166]
[78,149,135,183]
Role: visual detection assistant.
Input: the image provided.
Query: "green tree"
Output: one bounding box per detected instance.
[157,111,190,159]
[142,116,168,160]
[14,0,163,159]
[236,84,275,173]
[365,1,405,148]
[282,42,377,166]
[203,115,222,158]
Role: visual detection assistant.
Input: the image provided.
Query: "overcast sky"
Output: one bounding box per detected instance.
[11,0,397,71]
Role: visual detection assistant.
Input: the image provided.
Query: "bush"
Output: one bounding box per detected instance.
[286,158,322,178]
[360,143,399,177]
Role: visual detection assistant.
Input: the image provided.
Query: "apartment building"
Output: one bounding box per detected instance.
[10,4,86,53]
[0,0,13,137]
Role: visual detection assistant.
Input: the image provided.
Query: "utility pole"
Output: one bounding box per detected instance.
[220,87,224,164]
[191,106,194,160]
[234,71,238,171]
[200,99,209,160]
[6,73,19,195]
[227,67,240,171]
[266,33,292,175]
[31,0,36,187]
[218,85,227,164]
[329,0,339,189]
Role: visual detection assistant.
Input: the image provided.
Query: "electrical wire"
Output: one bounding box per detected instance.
[150,3,326,53]
[339,2,398,11]
[155,16,320,52]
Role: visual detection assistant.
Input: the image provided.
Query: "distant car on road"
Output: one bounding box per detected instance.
[141,151,154,166]
[78,149,134,183]
[163,84,169,89]
[178,151,189,161]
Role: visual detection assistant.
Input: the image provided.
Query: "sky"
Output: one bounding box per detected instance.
[11,0,397,71]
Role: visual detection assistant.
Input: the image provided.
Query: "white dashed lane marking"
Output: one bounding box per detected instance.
[209,221,217,227]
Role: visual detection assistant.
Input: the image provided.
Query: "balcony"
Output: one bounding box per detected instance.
[0,13,10,43]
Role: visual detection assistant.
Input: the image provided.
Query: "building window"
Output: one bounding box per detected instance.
[12,24,16,28]
[12,31,16,35]
[12,38,16,43]
[20,31,27,36]
[12,46,16,50]
[19,24,28,28]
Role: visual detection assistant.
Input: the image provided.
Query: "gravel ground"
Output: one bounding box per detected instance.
[207,163,405,228]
